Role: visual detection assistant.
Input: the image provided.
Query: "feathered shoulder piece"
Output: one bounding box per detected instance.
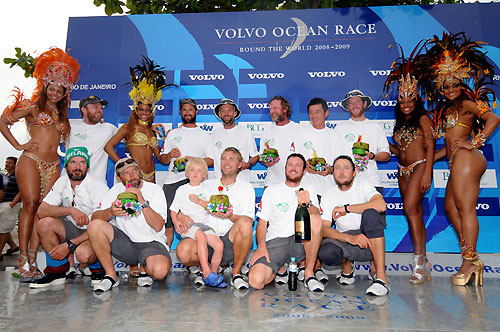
[384,40,426,101]
[1,88,36,125]
[128,56,175,109]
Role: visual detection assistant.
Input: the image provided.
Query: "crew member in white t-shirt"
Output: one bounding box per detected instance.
[259,96,300,187]
[66,96,118,183]
[318,155,389,296]
[248,153,324,292]
[89,157,171,292]
[297,97,339,199]
[335,90,390,189]
[30,147,109,288]
[175,147,254,290]
[210,98,259,183]
[162,98,214,247]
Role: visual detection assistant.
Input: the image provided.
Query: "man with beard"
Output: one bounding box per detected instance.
[30,147,110,288]
[89,157,171,292]
[175,147,255,290]
[260,96,300,187]
[67,96,118,182]
[162,98,213,247]
[210,99,258,183]
[318,155,389,296]
[248,153,324,292]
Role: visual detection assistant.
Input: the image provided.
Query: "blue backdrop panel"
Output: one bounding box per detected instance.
[66,3,500,253]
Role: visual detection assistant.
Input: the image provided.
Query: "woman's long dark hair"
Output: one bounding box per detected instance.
[393,97,427,141]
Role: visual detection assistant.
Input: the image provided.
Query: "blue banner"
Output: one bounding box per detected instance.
[66,3,500,253]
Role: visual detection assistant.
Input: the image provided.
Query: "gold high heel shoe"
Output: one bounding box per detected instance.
[450,240,483,286]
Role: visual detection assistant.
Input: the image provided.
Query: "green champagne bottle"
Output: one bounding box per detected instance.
[295,188,311,242]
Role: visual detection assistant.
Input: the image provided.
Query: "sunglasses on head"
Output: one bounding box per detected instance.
[116,158,135,170]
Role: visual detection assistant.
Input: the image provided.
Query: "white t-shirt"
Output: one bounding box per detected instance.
[67,119,118,182]
[204,178,255,236]
[259,121,300,186]
[257,182,319,241]
[296,123,340,197]
[43,174,110,229]
[210,125,258,183]
[170,182,209,224]
[163,126,213,185]
[334,118,389,187]
[320,178,381,233]
[97,181,168,247]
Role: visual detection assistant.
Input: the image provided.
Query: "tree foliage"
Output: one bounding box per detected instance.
[93,0,463,16]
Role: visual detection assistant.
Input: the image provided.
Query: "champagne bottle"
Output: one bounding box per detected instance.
[295,188,311,242]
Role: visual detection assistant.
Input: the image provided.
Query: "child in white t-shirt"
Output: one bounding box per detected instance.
[170,158,227,288]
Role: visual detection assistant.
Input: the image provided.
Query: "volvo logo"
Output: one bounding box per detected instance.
[247,73,285,79]
[307,71,345,78]
[188,74,224,81]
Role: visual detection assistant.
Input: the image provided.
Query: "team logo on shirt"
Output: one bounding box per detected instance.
[75,133,88,140]
[277,202,289,212]
[215,141,222,149]
[173,136,182,143]
[344,133,356,142]
[303,141,313,150]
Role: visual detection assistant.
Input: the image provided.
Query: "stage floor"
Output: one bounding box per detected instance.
[1,269,500,332]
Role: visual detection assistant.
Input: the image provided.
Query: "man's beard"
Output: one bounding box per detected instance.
[222,117,235,126]
[182,114,196,124]
[272,114,286,124]
[335,177,354,188]
[286,173,303,184]
[68,170,87,181]
[88,115,101,124]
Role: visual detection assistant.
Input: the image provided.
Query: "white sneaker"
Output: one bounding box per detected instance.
[79,266,92,277]
[66,267,78,279]
[366,279,390,296]
[194,276,204,287]
[315,268,329,284]
[304,276,325,292]
[298,267,305,282]
[231,274,249,290]
[274,271,288,285]
[137,274,153,287]
[93,275,119,292]
[337,268,356,285]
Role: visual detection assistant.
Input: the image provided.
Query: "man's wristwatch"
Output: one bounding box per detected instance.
[66,240,78,252]
[369,151,375,160]
[141,200,150,209]
[344,204,351,214]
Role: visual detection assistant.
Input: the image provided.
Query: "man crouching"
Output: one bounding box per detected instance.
[88,157,171,292]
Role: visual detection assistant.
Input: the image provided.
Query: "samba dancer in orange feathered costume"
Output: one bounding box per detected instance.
[0,47,79,282]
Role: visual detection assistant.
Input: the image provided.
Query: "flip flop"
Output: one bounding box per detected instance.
[203,272,228,288]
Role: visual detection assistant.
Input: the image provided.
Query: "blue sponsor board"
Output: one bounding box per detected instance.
[66,3,500,252]
[385,197,430,216]
[436,197,500,217]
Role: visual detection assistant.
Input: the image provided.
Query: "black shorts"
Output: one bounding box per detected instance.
[110,225,171,267]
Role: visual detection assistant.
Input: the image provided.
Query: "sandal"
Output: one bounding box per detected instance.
[18,251,40,283]
[5,246,20,256]
[203,272,228,288]
[409,254,432,284]
[28,249,43,279]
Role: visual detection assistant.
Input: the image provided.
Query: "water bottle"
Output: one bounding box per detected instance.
[295,188,311,243]
[288,257,298,291]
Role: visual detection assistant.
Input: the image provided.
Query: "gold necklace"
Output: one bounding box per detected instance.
[138,119,149,125]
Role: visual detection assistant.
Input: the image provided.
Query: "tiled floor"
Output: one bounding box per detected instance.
[1,268,499,332]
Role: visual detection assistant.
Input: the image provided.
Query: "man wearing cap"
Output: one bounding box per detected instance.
[260,96,300,187]
[67,96,118,183]
[30,147,110,288]
[89,157,171,292]
[210,98,259,183]
[161,98,214,247]
[335,90,390,190]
